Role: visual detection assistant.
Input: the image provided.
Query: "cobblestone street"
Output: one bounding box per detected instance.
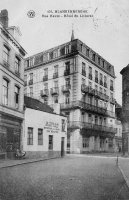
[0,155,129,200]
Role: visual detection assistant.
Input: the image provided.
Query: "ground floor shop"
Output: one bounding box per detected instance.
[67,128,116,153]
[0,113,23,159]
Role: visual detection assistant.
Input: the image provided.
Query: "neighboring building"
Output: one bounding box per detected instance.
[0,10,26,158]
[114,102,122,152]
[23,96,67,159]
[24,33,116,153]
[120,64,129,154]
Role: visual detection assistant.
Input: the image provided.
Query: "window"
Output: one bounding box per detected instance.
[100,73,103,85]
[44,97,48,104]
[65,78,70,86]
[44,83,48,90]
[89,81,92,89]
[24,75,27,86]
[92,53,95,61]
[15,56,20,75]
[95,85,98,91]
[53,96,58,103]
[104,76,107,87]
[65,45,71,54]
[27,127,33,145]
[95,70,98,82]
[3,45,9,63]
[29,73,33,85]
[38,129,43,145]
[53,50,58,58]
[110,103,113,112]
[83,137,89,148]
[99,87,103,94]
[81,112,85,122]
[82,62,86,76]
[110,80,114,91]
[88,114,92,123]
[65,94,70,104]
[3,79,9,105]
[65,112,70,122]
[15,86,20,109]
[54,65,58,73]
[86,49,89,57]
[44,68,48,76]
[54,80,58,88]
[82,78,85,85]
[89,66,92,80]
[49,135,53,150]
[99,117,103,125]
[30,87,33,97]
[95,116,98,124]
[62,119,66,131]
[98,57,100,65]
[65,62,70,71]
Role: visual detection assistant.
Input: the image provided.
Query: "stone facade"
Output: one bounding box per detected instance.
[24,37,116,153]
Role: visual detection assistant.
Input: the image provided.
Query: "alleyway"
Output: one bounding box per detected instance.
[0,155,129,200]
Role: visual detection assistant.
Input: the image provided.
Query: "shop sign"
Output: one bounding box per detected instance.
[44,121,60,133]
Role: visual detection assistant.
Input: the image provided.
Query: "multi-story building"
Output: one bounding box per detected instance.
[0,10,26,158]
[120,64,129,155]
[24,33,116,153]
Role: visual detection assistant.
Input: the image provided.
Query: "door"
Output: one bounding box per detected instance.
[61,137,65,157]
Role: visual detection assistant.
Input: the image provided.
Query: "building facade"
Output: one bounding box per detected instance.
[24,36,116,153]
[0,10,26,158]
[120,64,129,155]
[23,96,67,159]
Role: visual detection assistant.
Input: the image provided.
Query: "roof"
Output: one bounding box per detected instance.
[24,96,54,114]
[120,64,129,75]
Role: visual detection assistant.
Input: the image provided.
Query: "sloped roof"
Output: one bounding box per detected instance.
[120,64,129,75]
[24,96,54,114]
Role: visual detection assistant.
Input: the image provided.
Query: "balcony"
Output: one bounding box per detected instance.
[15,70,20,77]
[100,80,103,86]
[62,85,71,93]
[3,60,10,68]
[67,121,117,134]
[89,73,92,80]
[104,82,107,88]
[43,75,48,82]
[51,87,59,95]
[28,79,33,85]
[110,97,115,104]
[53,72,58,79]
[81,84,95,95]
[40,89,49,97]
[64,70,70,76]
[82,70,86,77]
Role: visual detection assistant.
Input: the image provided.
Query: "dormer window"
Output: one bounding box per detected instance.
[92,53,95,62]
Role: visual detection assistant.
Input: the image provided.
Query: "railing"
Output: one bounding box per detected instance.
[40,89,49,97]
[60,100,115,118]
[28,79,33,85]
[62,85,71,93]
[43,75,48,82]
[64,70,70,76]
[53,73,58,79]
[67,121,117,133]
[50,87,59,95]
[3,60,10,68]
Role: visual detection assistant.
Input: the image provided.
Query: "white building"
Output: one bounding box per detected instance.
[24,34,116,153]
[23,96,67,159]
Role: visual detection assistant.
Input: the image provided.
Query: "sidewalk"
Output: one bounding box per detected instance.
[0,156,59,169]
[118,157,129,188]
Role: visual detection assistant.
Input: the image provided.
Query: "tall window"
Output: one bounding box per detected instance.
[100,73,103,85]
[89,66,92,80]
[15,86,20,109]
[44,68,48,76]
[30,73,33,80]
[65,62,70,71]
[95,70,98,82]
[62,119,66,132]
[49,135,53,150]
[15,56,20,74]
[38,129,43,145]
[53,96,58,103]
[65,78,70,86]
[3,45,9,63]
[3,79,9,105]
[27,127,33,145]
[24,75,27,86]
[110,80,114,91]
[95,116,98,124]
[54,65,58,73]
[30,87,33,97]
[82,62,86,76]
[83,137,89,148]
[44,83,48,90]
[65,94,70,104]
[54,80,58,88]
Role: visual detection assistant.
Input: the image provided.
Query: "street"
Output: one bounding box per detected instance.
[0,155,129,200]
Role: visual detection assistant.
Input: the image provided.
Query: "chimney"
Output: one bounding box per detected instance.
[0,9,9,28]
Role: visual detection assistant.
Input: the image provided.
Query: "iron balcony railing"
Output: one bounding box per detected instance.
[62,85,71,93]
[53,72,58,79]
[40,89,49,97]
[64,70,70,76]
[50,87,59,95]
[60,100,115,118]
[28,79,33,85]
[43,75,48,82]
[67,121,117,134]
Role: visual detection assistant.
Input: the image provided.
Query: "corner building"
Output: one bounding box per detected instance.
[24,37,116,153]
[0,10,26,158]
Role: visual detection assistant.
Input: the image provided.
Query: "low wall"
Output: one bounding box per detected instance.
[25,151,65,159]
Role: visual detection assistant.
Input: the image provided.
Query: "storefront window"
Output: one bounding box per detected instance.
[27,127,33,145]
[38,129,43,145]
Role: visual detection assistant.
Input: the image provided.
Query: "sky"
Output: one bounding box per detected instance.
[1,0,129,105]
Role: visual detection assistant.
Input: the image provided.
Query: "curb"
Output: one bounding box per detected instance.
[0,156,61,169]
[118,164,129,189]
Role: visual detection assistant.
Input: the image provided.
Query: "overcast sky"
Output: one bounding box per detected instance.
[1,0,129,105]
